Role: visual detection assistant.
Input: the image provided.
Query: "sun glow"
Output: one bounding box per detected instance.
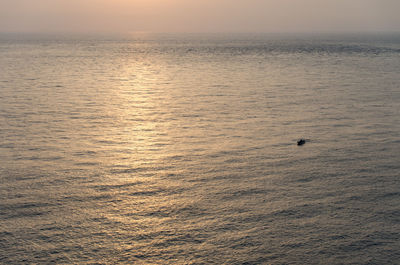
[1,0,399,33]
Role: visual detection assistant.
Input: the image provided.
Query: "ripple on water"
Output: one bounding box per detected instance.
[0,34,400,264]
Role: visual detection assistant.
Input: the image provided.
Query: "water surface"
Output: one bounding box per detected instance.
[0,33,399,264]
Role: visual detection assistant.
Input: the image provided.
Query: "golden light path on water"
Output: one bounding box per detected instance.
[89,47,202,258]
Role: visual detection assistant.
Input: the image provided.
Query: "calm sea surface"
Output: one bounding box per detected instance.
[0,33,399,264]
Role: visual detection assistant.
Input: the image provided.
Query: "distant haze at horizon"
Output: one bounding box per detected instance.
[1,0,400,34]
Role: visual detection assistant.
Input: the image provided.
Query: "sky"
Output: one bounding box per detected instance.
[1,0,399,34]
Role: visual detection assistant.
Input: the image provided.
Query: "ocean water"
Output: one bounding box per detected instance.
[0,33,399,264]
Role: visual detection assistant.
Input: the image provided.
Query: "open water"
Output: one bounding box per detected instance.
[0,33,400,264]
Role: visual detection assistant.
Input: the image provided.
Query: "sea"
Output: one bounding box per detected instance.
[0,33,399,264]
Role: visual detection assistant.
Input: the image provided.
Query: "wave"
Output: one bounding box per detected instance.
[177,43,400,55]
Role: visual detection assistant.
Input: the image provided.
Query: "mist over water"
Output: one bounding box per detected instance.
[0,34,399,264]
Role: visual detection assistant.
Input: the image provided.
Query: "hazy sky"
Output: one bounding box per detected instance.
[1,0,399,33]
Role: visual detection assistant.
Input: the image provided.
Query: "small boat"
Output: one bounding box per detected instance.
[297,139,306,146]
